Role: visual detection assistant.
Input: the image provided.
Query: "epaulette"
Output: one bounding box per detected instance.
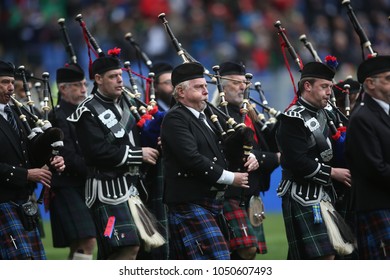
[67,96,93,122]
[283,105,305,120]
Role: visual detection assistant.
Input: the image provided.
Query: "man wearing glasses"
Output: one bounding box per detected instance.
[151,62,174,111]
[47,63,97,260]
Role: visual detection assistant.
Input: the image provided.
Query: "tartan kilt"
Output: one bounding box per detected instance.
[223,198,267,254]
[168,199,230,260]
[142,159,169,260]
[0,201,46,260]
[356,209,390,259]
[281,194,335,259]
[91,199,140,260]
[49,185,96,248]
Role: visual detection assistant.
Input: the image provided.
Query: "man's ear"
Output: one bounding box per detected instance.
[94,74,102,85]
[177,87,185,98]
[303,80,312,92]
[365,78,375,90]
[59,84,67,92]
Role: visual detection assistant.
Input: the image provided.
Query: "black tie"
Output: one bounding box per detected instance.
[199,112,217,137]
[198,112,211,128]
[199,112,206,122]
[4,105,19,135]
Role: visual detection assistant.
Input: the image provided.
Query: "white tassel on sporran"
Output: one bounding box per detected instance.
[127,195,166,252]
[319,200,356,256]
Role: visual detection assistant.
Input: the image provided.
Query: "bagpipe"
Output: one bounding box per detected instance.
[159,11,280,130]
[341,0,377,59]
[275,19,357,252]
[11,66,64,207]
[122,61,165,148]
[124,32,153,70]
[275,20,355,169]
[72,14,166,250]
[12,66,64,167]
[124,32,155,100]
[274,20,347,139]
[251,82,281,132]
[158,12,210,74]
[159,12,256,206]
[74,13,164,149]
[58,18,78,65]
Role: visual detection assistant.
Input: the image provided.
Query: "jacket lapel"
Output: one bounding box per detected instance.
[366,95,390,129]
[0,116,24,159]
[191,112,223,155]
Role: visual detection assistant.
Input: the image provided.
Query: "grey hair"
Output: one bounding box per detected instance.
[173,80,190,100]
[210,78,230,106]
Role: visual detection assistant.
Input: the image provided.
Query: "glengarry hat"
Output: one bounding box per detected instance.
[0,61,15,77]
[171,62,204,87]
[300,61,335,81]
[150,62,173,80]
[56,63,85,84]
[357,55,390,83]
[219,61,246,76]
[91,56,121,76]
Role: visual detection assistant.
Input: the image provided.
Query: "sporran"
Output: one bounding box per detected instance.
[248,195,266,227]
[16,200,39,231]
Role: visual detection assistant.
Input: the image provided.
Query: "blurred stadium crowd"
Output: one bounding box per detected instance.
[1,0,390,109]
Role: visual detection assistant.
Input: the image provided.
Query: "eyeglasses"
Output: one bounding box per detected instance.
[371,74,390,82]
[68,81,89,88]
[157,80,172,86]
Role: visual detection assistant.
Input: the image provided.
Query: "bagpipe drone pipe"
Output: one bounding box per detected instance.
[249,81,282,153]
[341,0,377,60]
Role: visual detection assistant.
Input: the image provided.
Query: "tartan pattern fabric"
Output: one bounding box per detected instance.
[144,159,169,259]
[0,202,46,260]
[91,200,140,259]
[223,198,267,254]
[167,199,230,260]
[49,186,96,248]
[281,193,335,259]
[356,209,390,259]
[312,204,323,224]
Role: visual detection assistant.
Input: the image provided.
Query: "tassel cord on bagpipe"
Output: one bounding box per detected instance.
[124,32,153,95]
[74,15,157,128]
